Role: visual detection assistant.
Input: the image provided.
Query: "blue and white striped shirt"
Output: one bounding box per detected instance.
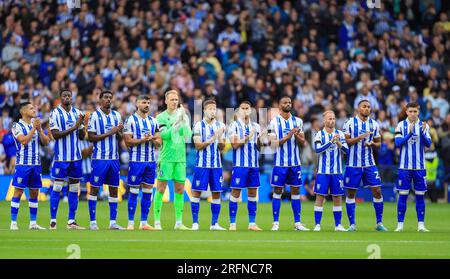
[314,129,348,174]
[228,119,260,168]
[395,119,432,170]
[343,116,381,167]
[268,114,303,167]
[123,113,159,162]
[49,105,83,162]
[88,109,122,160]
[12,119,40,166]
[193,119,226,168]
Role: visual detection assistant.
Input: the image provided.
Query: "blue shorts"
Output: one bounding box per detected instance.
[192,167,223,192]
[90,160,120,187]
[12,165,43,189]
[397,169,427,192]
[128,161,156,187]
[51,160,82,180]
[344,166,381,189]
[231,167,260,189]
[315,174,344,196]
[271,166,303,187]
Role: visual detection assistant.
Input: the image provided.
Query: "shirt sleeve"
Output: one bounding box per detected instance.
[342,119,351,136]
[192,122,202,139]
[12,123,23,139]
[87,112,97,133]
[373,121,381,138]
[76,109,84,130]
[268,118,276,137]
[296,117,304,132]
[227,122,238,138]
[49,111,60,131]
[123,117,133,135]
[394,122,403,138]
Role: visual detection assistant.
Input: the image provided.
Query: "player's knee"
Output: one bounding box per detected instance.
[89,186,99,196]
[129,187,140,195]
[69,183,80,193]
[53,180,65,192]
[398,190,410,195]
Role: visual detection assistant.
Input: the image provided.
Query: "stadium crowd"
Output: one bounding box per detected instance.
[0,0,449,201]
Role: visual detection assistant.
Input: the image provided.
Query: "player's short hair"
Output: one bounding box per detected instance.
[357,99,370,106]
[18,101,31,113]
[203,99,216,108]
[322,110,335,118]
[165,90,179,99]
[59,89,72,96]
[406,102,420,109]
[137,94,150,101]
[239,100,252,107]
[99,89,113,99]
[278,94,291,102]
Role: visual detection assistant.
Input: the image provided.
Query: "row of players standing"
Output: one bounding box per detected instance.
[8,89,432,232]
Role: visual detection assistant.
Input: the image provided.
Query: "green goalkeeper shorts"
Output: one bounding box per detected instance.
[157,162,186,183]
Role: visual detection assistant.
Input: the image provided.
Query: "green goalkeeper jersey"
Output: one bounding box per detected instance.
[156,110,192,163]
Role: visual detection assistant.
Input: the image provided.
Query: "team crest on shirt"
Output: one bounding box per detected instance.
[55,168,60,175]
[316,184,321,190]
[94,176,99,183]
[274,176,278,182]
[104,124,113,132]
[196,180,201,187]
[345,177,350,184]
[66,119,75,128]
[17,177,22,184]
[235,178,240,185]
[131,176,136,182]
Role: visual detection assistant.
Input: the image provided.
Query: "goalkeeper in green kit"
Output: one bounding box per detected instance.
[154,90,192,230]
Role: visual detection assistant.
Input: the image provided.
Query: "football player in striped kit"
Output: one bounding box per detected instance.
[268,95,309,231]
[313,111,349,232]
[342,100,388,232]
[10,102,50,230]
[228,100,264,231]
[49,89,86,230]
[394,102,432,232]
[191,99,227,231]
[87,90,124,230]
[123,95,161,230]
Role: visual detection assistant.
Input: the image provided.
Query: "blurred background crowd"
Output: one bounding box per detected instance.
[0,0,449,202]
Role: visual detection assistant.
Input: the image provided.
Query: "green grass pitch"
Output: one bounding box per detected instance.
[1,200,450,259]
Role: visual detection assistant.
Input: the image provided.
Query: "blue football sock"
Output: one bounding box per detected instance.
[68,183,80,222]
[88,195,97,222]
[248,197,257,224]
[11,196,21,222]
[128,192,138,222]
[373,197,384,224]
[211,199,221,225]
[140,191,152,222]
[229,196,238,224]
[272,193,281,222]
[346,198,356,225]
[416,194,425,223]
[109,197,118,222]
[191,197,200,224]
[314,206,323,225]
[397,194,408,223]
[50,189,61,220]
[29,198,38,222]
[333,206,342,226]
[291,195,301,223]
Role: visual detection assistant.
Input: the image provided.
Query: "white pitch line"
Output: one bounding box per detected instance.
[0,239,450,244]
